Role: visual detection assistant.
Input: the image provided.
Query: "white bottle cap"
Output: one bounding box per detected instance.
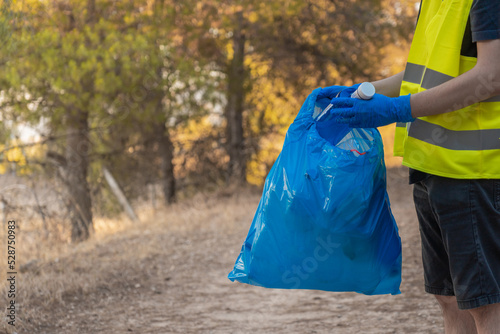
[356,82,376,100]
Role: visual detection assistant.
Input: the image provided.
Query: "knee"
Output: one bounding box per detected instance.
[468,302,500,322]
[434,295,459,312]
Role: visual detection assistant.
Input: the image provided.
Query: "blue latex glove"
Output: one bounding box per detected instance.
[336,83,361,98]
[317,85,347,99]
[330,94,415,128]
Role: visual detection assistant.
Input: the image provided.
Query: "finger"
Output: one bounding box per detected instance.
[318,86,346,99]
[338,87,357,98]
[332,111,355,124]
[329,98,355,109]
[335,117,352,124]
[329,108,353,117]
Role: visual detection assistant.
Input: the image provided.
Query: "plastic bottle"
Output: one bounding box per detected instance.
[350,82,376,100]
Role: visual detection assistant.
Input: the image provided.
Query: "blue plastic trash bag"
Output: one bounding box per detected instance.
[227,88,402,295]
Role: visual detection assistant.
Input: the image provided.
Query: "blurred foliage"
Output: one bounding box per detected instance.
[0,0,419,211]
[0,0,220,212]
[161,0,419,185]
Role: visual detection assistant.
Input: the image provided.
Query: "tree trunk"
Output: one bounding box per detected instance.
[86,0,96,25]
[150,1,175,205]
[60,0,96,243]
[156,122,176,204]
[225,11,246,183]
[65,109,93,242]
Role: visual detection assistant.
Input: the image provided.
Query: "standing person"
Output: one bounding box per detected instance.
[325,0,500,333]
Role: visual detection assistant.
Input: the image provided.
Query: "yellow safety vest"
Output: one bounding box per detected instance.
[394,0,500,179]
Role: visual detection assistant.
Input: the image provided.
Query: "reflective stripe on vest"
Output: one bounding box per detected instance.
[396,122,407,128]
[403,62,500,102]
[409,119,500,151]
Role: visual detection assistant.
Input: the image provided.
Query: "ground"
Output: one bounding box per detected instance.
[0,167,444,334]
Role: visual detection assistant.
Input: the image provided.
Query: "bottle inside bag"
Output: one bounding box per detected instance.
[314,82,376,156]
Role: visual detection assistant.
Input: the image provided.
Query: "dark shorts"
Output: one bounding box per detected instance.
[413,174,500,310]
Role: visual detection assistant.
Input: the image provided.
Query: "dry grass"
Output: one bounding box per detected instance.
[0,185,262,334]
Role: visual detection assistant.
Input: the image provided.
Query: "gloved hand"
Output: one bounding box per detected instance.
[317,85,347,99]
[336,83,361,98]
[330,93,415,128]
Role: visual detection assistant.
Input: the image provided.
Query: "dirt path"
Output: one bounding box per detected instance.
[7,167,443,333]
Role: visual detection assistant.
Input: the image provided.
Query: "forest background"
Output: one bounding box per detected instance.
[0,0,418,243]
[0,1,426,332]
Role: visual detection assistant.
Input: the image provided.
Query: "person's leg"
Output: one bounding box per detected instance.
[453,178,500,333]
[413,179,463,331]
[434,295,477,334]
[468,303,500,334]
[413,177,500,333]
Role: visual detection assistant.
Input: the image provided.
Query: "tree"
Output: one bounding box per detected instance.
[0,0,154,240]
[177,0,417,185]
[97,0,218,205]
[225,10,247,182]
[1,0,220,226]
[0,0,96,241]
[0,0,418,232]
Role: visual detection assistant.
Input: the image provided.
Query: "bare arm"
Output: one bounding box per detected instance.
[371,71,405,98]
[409,39,500,118]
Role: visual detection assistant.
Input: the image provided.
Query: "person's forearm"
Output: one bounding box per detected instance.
[371,71,405,97]
[410,66,500,118]
[410,39,500,118]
